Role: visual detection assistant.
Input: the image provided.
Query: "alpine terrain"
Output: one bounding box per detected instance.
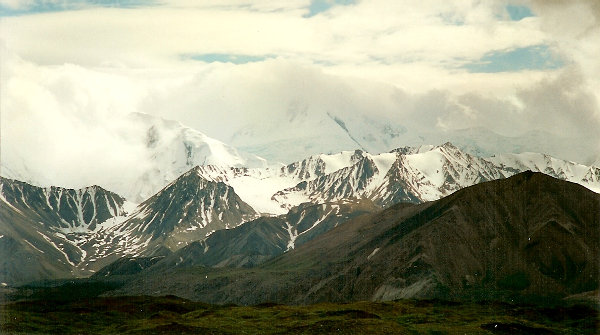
[1,137,599,287]
[104,172,600,305]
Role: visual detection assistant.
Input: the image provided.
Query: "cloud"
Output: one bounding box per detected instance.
[0,50,151,188]
[0,1,548,71]
[517,68,600,138]
[530,0,600,105]
[1,50,598,192]
[1,0,599,190]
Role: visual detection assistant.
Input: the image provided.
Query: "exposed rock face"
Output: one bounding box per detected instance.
[0,177,126,231]
[0,177,126,285]
[79,167,258,271]
[110,172,599,305]
[145,198,379,270]
[3,141,600,292]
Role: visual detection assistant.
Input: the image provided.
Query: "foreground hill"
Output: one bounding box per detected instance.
[109,172,599,305]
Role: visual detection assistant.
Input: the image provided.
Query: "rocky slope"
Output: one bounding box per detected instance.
[136,198,379,271]
[78,167,258,271]
[109,172,599,305]
[2,142,600,286]
[0,177,127,285]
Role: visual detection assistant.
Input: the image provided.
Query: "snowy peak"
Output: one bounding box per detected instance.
[110,113,268,202]
[272,152,397,209]
[419,142,503,190]
[487,152,600,193]
[118,165,258,246]
[76,165,260,270]
[273,143,519,209]
[131,112,267,168]
[372,144,505,205]
[181,149,372,215]
[280,149,366,181]
[390,144,436,155]
[0,177,126,231]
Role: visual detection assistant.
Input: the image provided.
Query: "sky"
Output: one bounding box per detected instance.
[1,0,599,188]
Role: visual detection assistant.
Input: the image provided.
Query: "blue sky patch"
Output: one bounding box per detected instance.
[462,45,564,73]
[184,54,271,64]
[506,5,534,21]
[0,0,153,17]
[305,0,355,18]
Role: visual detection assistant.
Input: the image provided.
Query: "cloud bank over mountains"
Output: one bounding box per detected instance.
[1,0,599,190]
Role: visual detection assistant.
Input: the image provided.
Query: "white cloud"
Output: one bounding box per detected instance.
[1,0,599,190]
[0,0,33,10]
[0,50,150,188]
[0,1,548,70]
[530,0,600,116]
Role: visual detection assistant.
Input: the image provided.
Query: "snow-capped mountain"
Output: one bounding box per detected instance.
[226,108,381,164]
[0,177,127,232]
[279,149,367,181]
[272,142,507,208]
[187,150,368,215]
[78,167,258,270]
[2,140,600,285]
[372,142,506,205]
[4,112,595,206]
[118,166,256,246]
[0,177,129,284]
[273,154,393,208]
[109,113,268,202]
[223,99,595,166]
[488,152,600,193]
[0,113,268,204]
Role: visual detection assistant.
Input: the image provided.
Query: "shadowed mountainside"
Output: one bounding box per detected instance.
[107,172,599,305]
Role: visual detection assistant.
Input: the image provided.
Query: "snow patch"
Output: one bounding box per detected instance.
[367,247,380,260]
[23,239,45,254]
[37,231,76,266]
[320,150,363,174]
[285,221,298,250]
[0,184,23,215]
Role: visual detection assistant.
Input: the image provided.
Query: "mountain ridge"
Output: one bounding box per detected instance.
[1,141,599,286]
[0,177,129,285]
[3,114,598,205]
[105,172,600,305]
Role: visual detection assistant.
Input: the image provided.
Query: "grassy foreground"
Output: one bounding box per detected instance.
[1,295,597,334]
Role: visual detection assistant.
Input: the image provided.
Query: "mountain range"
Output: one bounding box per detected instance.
[104,172,600,305]
[2,113,599,204]
[1,114,599,305]
[1,140,599,287]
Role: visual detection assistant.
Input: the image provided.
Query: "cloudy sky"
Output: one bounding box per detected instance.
[1,0,599,187]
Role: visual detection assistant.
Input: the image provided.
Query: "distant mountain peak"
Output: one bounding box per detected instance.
[89,165,259,261]
[0,176,127,231]
[437,141,459,151]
